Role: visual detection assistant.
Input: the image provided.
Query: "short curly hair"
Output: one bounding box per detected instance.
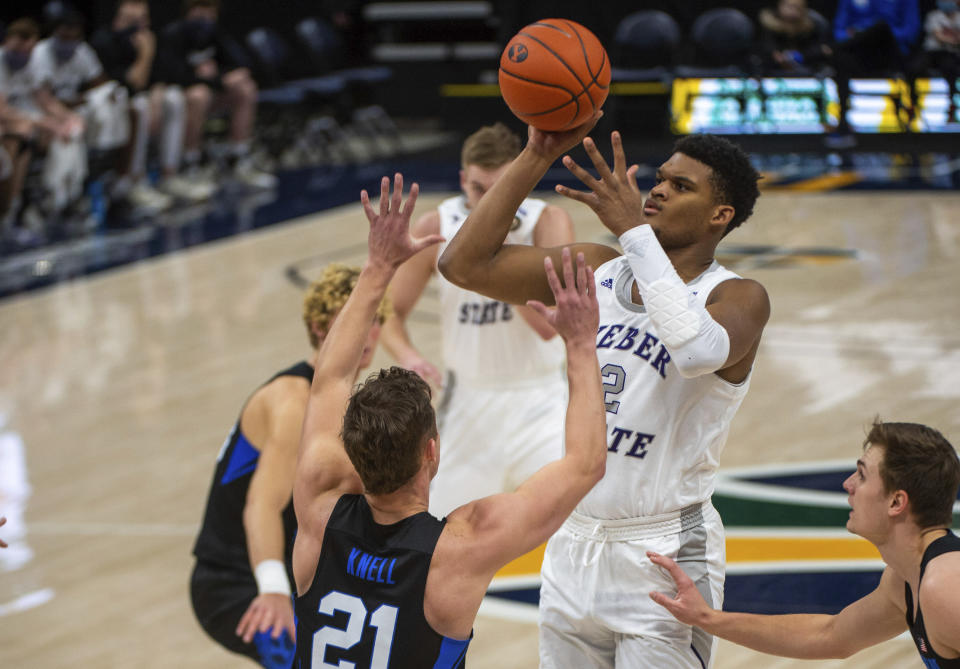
[342,367,437,495]
[302,264,391,348]
[673,134,761,236]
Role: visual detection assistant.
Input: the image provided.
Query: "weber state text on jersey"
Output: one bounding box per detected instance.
[295,495,470,668]
[585,256,752,519]
[437,195,563,383]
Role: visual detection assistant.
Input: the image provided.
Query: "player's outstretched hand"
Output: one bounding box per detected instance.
[648,551,714,627]
[236,592,296,645]
[556,131,643,237]
[361,173,445,272]
[0,516,7,549]
[526,248,598,348]
[526,110,603,163]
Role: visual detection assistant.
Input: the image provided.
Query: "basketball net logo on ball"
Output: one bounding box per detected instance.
[499,19,610,131]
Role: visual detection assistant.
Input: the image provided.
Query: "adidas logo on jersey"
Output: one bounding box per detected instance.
[600,278,614,289]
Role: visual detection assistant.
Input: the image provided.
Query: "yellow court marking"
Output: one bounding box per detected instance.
[494,536,880,578]
[765,172,863,192]
[496,544,547,578]
[727,536,880,562]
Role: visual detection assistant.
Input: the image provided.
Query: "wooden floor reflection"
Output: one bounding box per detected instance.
[1,188,957,668]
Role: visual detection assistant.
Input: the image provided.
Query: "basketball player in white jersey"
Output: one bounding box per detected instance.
[438,118,769,668]
[381,123,575,518]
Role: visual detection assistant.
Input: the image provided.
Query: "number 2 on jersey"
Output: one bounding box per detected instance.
[601,364,626,413]
[313,591,398,669]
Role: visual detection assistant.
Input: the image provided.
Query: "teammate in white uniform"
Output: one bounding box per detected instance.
[438,119,770,668]
[381,123,575,518]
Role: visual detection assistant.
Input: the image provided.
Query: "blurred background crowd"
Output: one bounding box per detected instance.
[0,0,957,256]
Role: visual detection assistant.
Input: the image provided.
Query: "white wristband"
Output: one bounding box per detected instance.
[254,559,291,596]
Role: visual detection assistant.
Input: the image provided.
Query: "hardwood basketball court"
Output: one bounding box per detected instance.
[1,186,957,668]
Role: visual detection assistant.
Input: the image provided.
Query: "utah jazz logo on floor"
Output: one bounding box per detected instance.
[481,460,960,621]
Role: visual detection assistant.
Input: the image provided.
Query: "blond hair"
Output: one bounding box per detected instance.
[461,123,522,169]
[302,264,391,348]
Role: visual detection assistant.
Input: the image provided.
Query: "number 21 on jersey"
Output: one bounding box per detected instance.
[313,591,398,668]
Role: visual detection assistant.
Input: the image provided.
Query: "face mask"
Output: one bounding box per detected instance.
[52,38,80,62]
[115,24,140,41]
[3,49,30,72]
[937,1,957,12]
[185,18,216,44]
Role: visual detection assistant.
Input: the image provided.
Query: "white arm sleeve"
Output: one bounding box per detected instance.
[619,225,730,378]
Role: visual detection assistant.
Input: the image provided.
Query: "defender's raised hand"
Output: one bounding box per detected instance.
[361,173,444,271]
[526,248,598,347]
[556,131,644,237]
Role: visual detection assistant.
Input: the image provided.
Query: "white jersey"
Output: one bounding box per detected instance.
[0,49,46,115]
[581,255,751,519]
[437,195,564,384]
[32,39,103,101]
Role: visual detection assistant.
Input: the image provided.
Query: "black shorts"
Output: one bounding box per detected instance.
[190,559,294,668]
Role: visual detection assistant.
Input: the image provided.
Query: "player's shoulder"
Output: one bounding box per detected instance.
[413,208,441,235]
[249,370,311,416]
[709,275,770,309]
[920,549,960,599]
[264,372,311,403]
[536,202,574,227]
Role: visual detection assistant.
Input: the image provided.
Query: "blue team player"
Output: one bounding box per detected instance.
[291,174,608,668]
[190,264,389,668]
[651,420,960,668]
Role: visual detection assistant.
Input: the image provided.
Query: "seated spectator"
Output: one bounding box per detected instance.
[0,17,87,246]
[908,0,960,124]
[154,0,275,189]
[758,0,832,74]
[91,0,214,208]
[832,0,921,134]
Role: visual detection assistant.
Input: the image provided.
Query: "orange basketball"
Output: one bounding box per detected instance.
[498,19,611,131]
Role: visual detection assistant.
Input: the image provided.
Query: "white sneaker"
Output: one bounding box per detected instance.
[161,174,217,202]
[128,182,174,213]
[233,161,277,190]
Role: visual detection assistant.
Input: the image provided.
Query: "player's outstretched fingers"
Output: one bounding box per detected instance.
[391,172,404,215]
[561,155,600,192]
[554,179,594,206]
[584,264,596,300]
[611,131,627,179]
[560,246,576,291]
[582,136,613,181]
[647,551,691,587]
[575,252,588,295]
[542,255,563,300]
[400,181,419,219]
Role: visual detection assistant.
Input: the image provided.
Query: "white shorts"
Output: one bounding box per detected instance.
[539,502,725,669]
[429,371,567,518]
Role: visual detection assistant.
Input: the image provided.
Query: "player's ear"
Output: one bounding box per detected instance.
[888,489,909,518]
[425,437,438,463]
[710,204,734,232]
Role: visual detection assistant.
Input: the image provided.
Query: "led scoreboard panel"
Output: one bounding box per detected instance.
[671,77,960,135]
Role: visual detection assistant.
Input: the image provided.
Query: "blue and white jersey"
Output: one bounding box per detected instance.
[437,195,564,384]
[582,255,751,519]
